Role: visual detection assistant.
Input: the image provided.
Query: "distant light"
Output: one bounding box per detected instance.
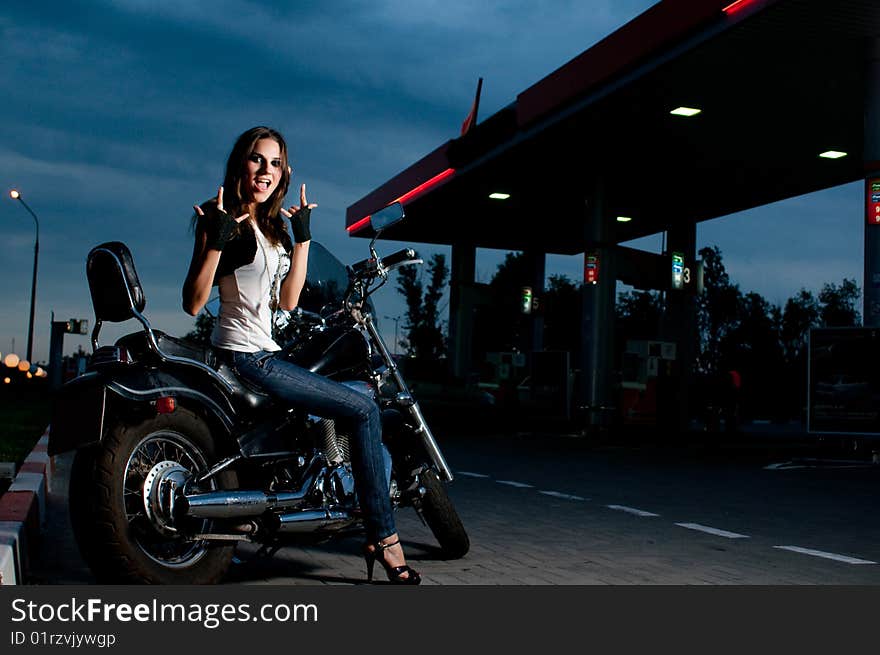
[35,367,46,378]
[819,150,847,159]
[26,372,32,379]
[4,353,20,368]
[670,107,701,117]
[17,360,29,372]
[9,189,20,199]
[616,216,633,223]
[489,193,510,200]
[3,377,9,384]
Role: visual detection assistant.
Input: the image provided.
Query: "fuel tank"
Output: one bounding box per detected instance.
[282,325,370,380]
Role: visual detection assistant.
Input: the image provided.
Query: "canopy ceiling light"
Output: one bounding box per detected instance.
[670,106,702,117]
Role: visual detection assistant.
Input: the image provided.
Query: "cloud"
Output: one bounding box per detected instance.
[6,0,860,363]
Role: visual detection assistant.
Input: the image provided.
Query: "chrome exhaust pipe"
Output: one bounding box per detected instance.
[183,490,271,518]
[182,457,324,519]
[182,488,317,519]
[275,509,354,533]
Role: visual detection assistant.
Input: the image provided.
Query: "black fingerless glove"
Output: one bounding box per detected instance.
[201,205,239,251]
[288,206,312,243]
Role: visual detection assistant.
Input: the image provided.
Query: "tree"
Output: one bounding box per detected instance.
[725,291,784,418]
[543,274,582,354]
[696,245,743,375]
[818,278,861,327]
[396,253,449,359]
[616,290,663,344]
[780,289,819,364]
[471,252,532,356]
[777,289,820,419]
[185,312,216,346]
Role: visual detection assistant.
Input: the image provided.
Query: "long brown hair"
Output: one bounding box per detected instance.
[222,126,292,247]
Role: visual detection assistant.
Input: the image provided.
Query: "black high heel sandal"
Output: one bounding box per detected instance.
[364,538,421,585]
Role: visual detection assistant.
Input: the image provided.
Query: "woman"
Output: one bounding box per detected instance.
[182,126,420,584]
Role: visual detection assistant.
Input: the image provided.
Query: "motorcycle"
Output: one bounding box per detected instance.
[49,203,468,584]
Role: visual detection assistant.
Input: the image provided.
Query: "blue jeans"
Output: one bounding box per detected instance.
[226,349,396,542]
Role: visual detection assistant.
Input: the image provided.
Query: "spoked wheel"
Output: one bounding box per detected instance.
[70,408,237,584]
[124,430,213,568]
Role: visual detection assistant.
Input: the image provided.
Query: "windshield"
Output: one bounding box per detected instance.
[298,241,351,314]
[298,241,376,318]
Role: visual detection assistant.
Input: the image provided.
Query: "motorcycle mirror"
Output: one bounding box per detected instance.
[370,203,405,233]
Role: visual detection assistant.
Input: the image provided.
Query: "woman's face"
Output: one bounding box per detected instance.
[244,137,284,204]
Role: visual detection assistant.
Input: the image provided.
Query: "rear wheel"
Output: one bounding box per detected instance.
[69,408,237,584]
[418,469,469,559]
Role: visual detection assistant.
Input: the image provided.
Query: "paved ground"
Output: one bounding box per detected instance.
[28,424,880,585]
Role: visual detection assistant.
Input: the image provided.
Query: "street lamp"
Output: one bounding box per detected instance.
[9,189,40,363]
[384,315,400,356]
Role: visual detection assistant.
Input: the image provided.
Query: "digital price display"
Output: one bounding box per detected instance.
[868,178,880,225]
[671,252,685,290]
[520,286,533,314]
[584,253,599,285]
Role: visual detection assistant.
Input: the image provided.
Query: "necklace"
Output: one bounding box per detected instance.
[255,223,283,311]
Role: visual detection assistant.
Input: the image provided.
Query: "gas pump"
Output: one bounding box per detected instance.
[619,340,677,425]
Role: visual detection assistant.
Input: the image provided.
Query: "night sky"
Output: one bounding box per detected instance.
[0,1,862,363]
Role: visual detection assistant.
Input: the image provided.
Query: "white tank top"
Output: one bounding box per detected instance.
[211,221,291,352]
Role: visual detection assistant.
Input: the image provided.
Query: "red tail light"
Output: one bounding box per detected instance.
[156,397,176,414]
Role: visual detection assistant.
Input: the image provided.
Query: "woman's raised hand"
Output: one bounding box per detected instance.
[194,186,249,251]
[281,183,317,243]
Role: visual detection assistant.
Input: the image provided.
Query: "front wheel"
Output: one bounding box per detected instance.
[418,469,469,559]
[69,408,237,584]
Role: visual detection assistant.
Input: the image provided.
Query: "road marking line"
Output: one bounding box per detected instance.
[765,459,875,470]
[675,523,750,539]
[496,480,534,489]
[539,490,588,501]
[773,546,876,565]
[456,471,490,478]
[607,505,660,517]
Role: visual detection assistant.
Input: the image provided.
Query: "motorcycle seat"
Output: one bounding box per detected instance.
[116,330,274,413]
[153,334,276,412]
[117,330,217,366]
[212,362,274,413]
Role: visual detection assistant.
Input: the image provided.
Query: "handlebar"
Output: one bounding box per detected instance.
[380,248,417,269]
[350,248,421,279]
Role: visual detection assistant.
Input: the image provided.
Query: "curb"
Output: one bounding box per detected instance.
[0,427,53,585]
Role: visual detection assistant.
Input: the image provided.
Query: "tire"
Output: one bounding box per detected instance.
[69,407,237,584]
[419,469,469,559]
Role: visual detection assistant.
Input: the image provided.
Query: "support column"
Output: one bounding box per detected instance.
[665,221,698,433]
[448,242,476,380]
[864,39,880,326]
[580,179,616,428]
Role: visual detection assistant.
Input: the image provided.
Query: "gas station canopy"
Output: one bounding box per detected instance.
[346,0,880,255]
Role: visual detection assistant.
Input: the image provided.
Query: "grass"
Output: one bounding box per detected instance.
[0,381,52,467]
